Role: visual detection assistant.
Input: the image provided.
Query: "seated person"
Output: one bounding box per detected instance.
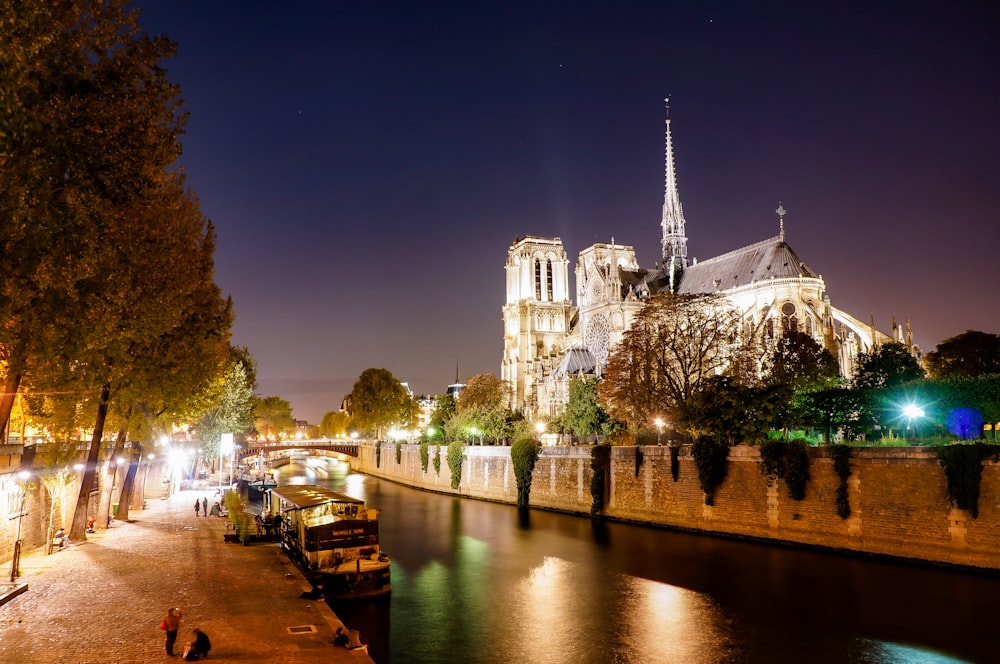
[53,528,69,549]
[332,626,348,647]
[346,626,364,650]
[182,628,211,661]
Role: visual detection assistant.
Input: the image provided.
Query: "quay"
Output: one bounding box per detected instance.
[0,487,376,664]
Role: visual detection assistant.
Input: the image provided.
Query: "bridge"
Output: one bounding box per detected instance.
[242,439,362,459]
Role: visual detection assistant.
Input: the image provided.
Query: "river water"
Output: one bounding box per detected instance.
[272,455,998,664]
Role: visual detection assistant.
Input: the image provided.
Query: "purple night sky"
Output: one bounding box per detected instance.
[133,1,1000,423]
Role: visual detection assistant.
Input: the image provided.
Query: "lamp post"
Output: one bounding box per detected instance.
[902,404,924,441]
[9,470,31,582]
[654,418,664,445]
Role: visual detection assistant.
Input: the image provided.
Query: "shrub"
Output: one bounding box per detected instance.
[937,443,999,519]
[691,437,729,506]
[433,445,442,474]
[447,441,466,489]
[831,444,852,519]
[511,438,541,507]
[376,440,382,467]
[783,440,810,501]
[634,446,643,478]
[758,439,810,501]
[670,445,680,482]
[590,443,611,514]
[420,442,430,472]
[395,442,402,465]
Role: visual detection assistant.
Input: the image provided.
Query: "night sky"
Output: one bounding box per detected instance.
[133,1,1000,423]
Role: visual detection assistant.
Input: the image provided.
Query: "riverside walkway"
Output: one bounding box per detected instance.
[0,487,375,664]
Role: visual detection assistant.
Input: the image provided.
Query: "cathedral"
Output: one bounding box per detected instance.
[501,101,914,418]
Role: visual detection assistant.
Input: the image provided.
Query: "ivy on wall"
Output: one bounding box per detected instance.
[447,441,466,489]
[691,437,729,506]
[420,442,430,472]
[831,444,852,519]
[590,443,611,514]
[511,438,541,507]
[670,445,680,482]
[758,439,811,501]
[375,440,382,468]
[937,443,999,519]
[395,442,402,465]
[433,446,442,475]
[634,446,643,478]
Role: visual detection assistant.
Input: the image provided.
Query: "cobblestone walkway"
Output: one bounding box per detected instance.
[0,488,374,664]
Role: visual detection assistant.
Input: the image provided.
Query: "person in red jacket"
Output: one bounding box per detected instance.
[161,607,183,656]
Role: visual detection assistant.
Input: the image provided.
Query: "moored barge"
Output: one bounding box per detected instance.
[266,484,391,600]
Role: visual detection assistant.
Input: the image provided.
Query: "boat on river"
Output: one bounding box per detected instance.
[265,484,391,601]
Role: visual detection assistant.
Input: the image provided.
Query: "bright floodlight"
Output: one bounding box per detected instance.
[903,404,925,419]
[535,421,545,434]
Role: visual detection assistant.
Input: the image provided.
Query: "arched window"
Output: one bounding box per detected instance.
[547,259,554,301]
[534,259,542,300]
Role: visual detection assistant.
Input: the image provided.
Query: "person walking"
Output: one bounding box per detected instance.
[194,499,200,517]
[202,497,208,517]
[161,607,183,656]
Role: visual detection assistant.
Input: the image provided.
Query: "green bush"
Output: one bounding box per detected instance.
[433,445,442,474]
[691,437,729,506]
[831,444,852,519]
[447,441,466,489]
[937,443,999,519]
[511,438,541,507]
[590,443,611,514]
[420,442,430,472]
[395,442,402,465]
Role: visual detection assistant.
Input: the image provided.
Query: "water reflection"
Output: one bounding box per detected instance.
[273,457,997,664]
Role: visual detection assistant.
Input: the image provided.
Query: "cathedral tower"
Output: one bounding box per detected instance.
[660,98,688,293]
[501,237,572,413]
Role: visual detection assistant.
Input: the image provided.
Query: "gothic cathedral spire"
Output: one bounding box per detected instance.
[660,98,688,293]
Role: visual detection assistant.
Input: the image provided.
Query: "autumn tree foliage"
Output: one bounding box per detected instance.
[1,2,233,538]
[598,293,744,430]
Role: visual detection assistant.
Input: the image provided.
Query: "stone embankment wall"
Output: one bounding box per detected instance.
[354,442,1000,572]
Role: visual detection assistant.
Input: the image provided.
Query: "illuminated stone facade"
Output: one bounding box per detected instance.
[502,102,912,418]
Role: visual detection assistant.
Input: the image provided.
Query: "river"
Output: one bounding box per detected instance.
[271,455,998,664]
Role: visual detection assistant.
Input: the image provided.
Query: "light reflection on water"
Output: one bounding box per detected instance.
[272,457,996,664]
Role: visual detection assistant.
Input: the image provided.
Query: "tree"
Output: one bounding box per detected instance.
[348,368,410,439]
[853,342,925,390]
[0,0,187,440]
[447,373,512,443]
[679,376,788,445]
[925,330,1000,379]
[319,410,352,438]
[765,331,841,393]
[599,293,744,429]
[190,349,257,458]
[254,396,295,440]
[561,377,610,438]
[427,393,456,441]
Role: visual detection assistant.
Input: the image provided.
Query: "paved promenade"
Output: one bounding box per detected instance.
[0,488,375,664]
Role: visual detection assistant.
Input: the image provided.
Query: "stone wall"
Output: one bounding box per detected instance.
[354,441,1000,572]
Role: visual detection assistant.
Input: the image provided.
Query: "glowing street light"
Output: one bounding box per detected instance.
[902,403,925,440]
[654,418,665,445]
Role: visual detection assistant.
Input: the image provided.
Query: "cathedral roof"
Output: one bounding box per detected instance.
[554,347,597,378]
[677,236,820,294]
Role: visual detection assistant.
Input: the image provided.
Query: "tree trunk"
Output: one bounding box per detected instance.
[97,428,128,529]
[0,367,23,443]
[116,441,142,522]
[70,381,111,541]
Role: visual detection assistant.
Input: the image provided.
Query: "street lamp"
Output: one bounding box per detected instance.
[654,418,665,445]
[9,470,31,582]
[902,404,924,440]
